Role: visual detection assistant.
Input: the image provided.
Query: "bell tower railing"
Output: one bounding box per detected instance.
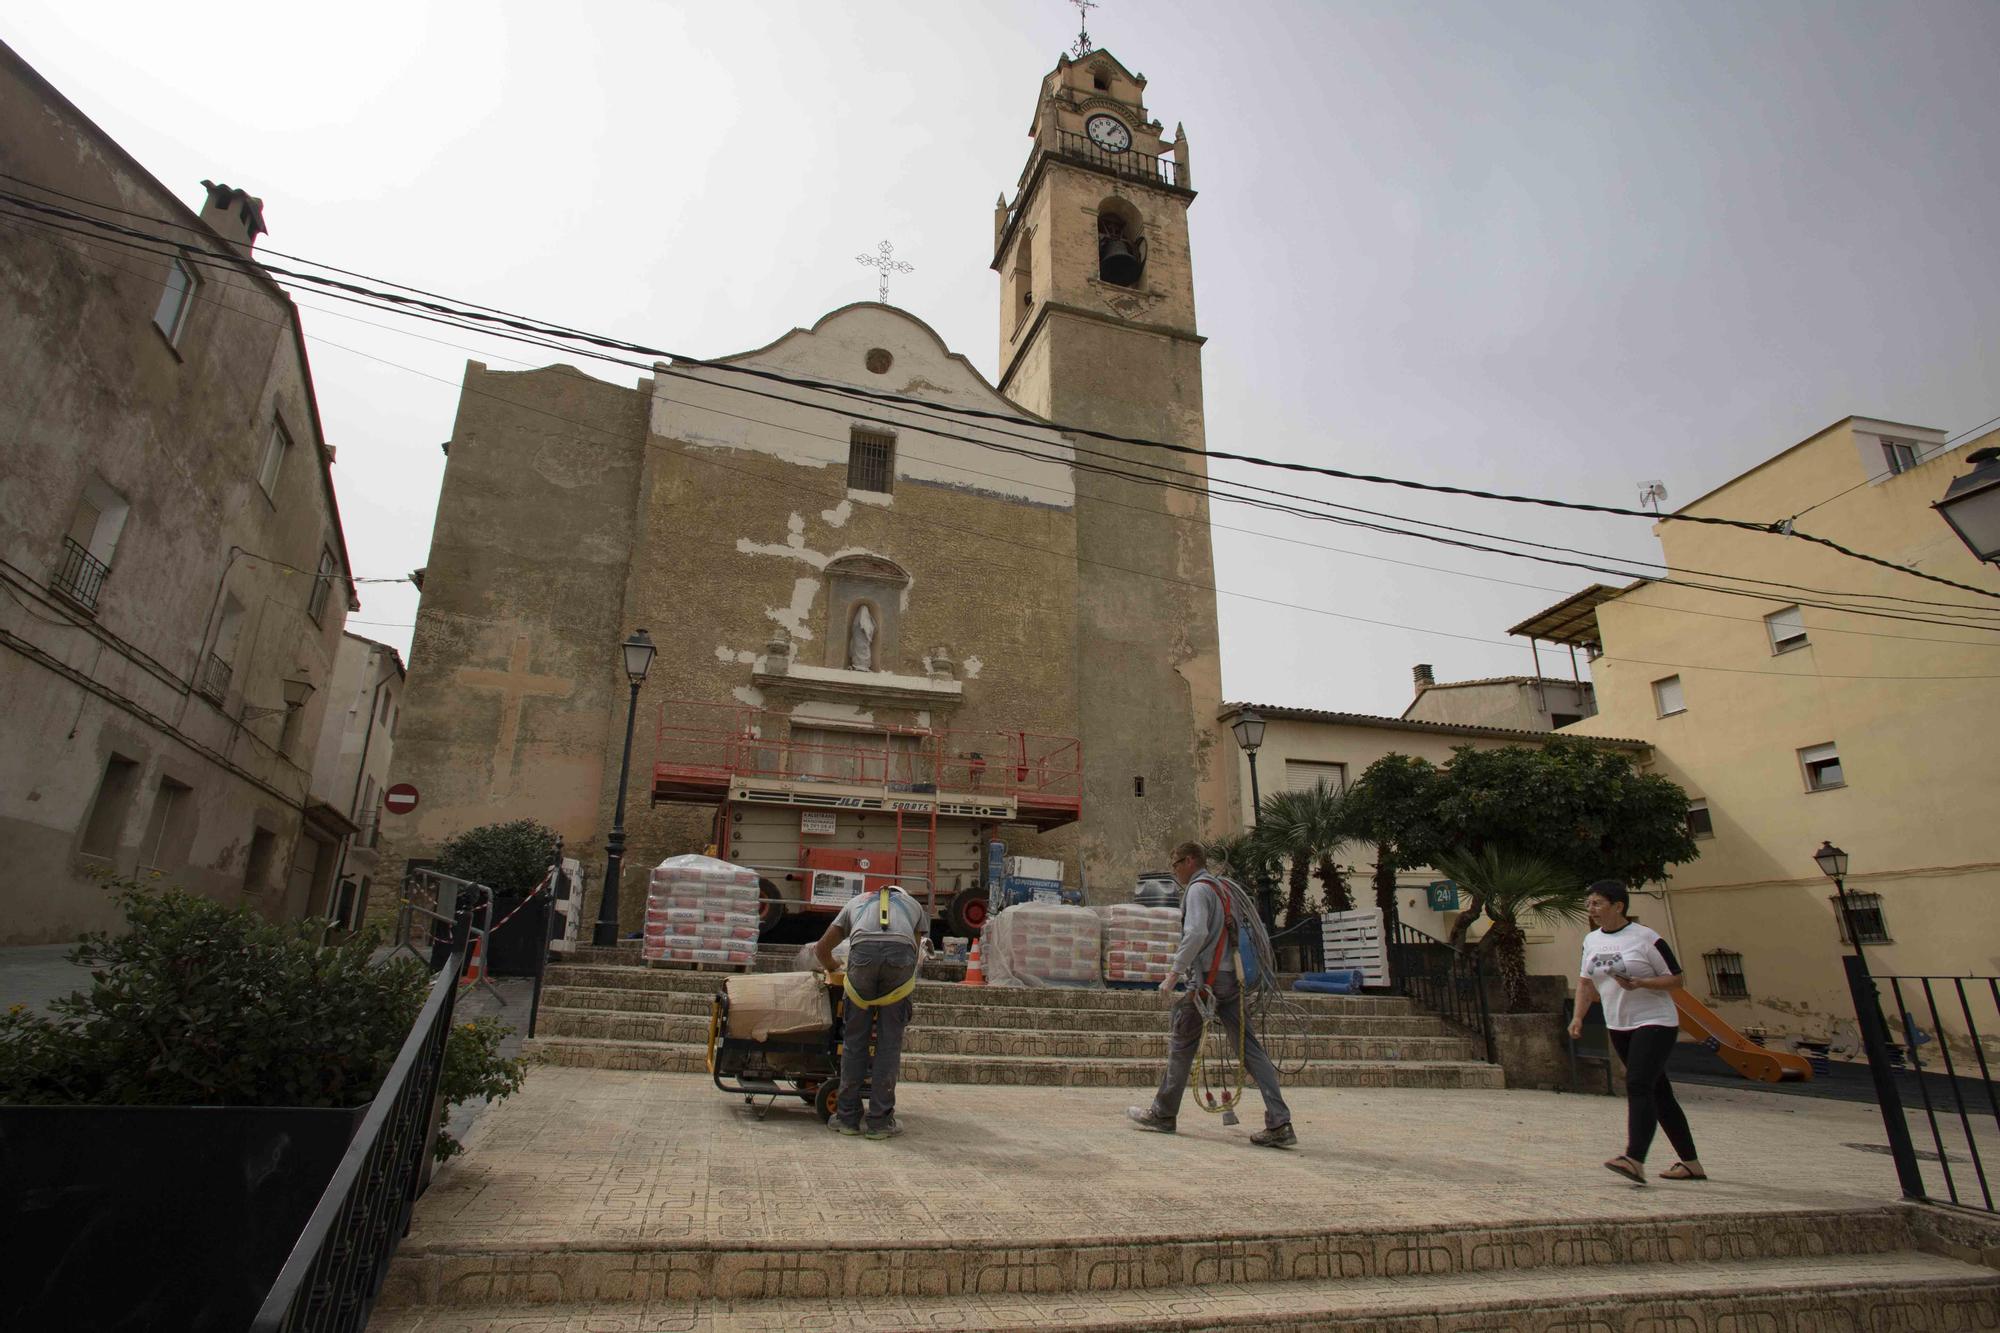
[1049,129,1183,191]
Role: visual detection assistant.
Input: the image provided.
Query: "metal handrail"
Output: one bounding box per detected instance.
[250,933,467,1331]
[1387,919,1497,1064]
[395,869,499,1004]
[199,652,233,702]
[1877,971,1999,1213]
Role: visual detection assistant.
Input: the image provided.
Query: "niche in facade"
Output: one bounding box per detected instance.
[1097,198,1146,288]
[824,554,911,673]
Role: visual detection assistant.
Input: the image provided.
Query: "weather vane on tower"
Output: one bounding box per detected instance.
[1070,0,1096,58]
[856,240,914,303]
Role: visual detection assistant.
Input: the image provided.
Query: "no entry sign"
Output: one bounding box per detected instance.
[383,783,420,815]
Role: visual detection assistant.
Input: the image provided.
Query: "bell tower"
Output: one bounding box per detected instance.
[992,48,1226,897]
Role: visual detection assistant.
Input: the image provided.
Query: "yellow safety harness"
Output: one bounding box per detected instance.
[841,887,919,1009]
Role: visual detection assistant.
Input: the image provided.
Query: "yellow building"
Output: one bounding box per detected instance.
[1538,416,2000,1053]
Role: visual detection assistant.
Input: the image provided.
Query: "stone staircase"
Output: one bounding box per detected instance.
[526,958,1508,1090]
[370,1203,2000,1330]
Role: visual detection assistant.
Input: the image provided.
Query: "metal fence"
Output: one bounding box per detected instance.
[51,536,110,610]
[1388,919,1496,1064]
[249,933,467,1330]
[1872,970,2000,1212]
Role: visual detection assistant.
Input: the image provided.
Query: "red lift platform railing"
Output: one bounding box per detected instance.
[650,699,1082,829]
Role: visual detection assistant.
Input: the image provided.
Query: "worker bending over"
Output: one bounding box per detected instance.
[815,883,930,1140]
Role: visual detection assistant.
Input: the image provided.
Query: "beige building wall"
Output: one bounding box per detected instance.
[0,42,358,943]
[1216,706,1648,941]
[1403,676,1597,732]
[1562,416,2000,1053]
[308,633,405,925]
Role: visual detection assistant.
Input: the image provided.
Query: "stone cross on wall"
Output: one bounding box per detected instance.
[454,636,574,798]
[856,240,914,303]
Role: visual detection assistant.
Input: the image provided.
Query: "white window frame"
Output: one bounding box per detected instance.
[1652,675,1686,717]
[1765,605,1809,655]
[1882,439,1918,476]
[1799,742,1845,792]
[1685,798,1713,840]
[257,421,291,500]
[153,255,197,344]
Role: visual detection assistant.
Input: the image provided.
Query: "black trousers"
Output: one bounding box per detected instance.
[1610,1024,1698,1163]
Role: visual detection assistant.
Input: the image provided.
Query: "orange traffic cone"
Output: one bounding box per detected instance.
[963,935,985,987]
[462,935,484,985]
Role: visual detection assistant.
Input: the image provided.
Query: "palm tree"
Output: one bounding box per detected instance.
[1430,845,1590,1012]
[1258,781,1355,926]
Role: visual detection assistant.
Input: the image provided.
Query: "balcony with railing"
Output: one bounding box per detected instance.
[51,537,110,611]
[198,652,233,703]
[1048,128,1184,191]
[652,699,1082,828]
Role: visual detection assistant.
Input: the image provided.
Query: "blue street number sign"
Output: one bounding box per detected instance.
[1425,880,1459,912]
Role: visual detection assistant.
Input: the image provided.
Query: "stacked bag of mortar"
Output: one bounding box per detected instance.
[1101,903,1182,983]
[643,854,760,967]
[982,902,1103,987]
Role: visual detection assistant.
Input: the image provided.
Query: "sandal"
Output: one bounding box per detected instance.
[1603,1155,1646,1184]
[1658,1161,1708,1181]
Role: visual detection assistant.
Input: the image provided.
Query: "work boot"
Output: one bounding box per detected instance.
[1249,1122,1297,1149]
[864,1117,903,1140]
[1126,1106,1176,1134]
[829,1118,863,1136]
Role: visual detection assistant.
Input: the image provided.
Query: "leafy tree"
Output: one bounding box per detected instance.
[1431,738,1698,945]
[1258,781,1355,925]
[0,881,525,1160]
[1343,753,1443,937]
[1431,846,1591,1012]
[435,818,560,898]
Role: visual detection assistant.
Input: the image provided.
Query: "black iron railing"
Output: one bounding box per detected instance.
[1051,129,1183,189]
[199,652,233,703]
[1388,920,1496,1063]
[1874,973,2000,1213]
[250,934,467,1330]
[1268,913,1324,975]
[51,536,110,610]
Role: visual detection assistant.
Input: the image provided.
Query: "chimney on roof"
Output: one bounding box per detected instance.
[1413,664,1435,689]
[199,180,267,254]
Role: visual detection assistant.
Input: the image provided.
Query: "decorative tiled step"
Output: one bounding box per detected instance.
[536,986,1455,1038]
[376,1205,1929,1306]
[367,1254,2000,1332]
[531,1008,1484,1063]
[540,964,1417,1015]
[523,1036,1507,1088]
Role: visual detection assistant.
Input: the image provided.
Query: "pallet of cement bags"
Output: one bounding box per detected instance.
[983,902,1103,987]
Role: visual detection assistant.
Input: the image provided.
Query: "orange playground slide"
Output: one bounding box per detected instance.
[1674,990,1813,1082]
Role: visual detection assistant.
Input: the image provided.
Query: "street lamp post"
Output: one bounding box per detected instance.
[1230,709,1271,925]
[1933,446,2000,566]
[1813,840,1923,1198]
[593,629,656,948]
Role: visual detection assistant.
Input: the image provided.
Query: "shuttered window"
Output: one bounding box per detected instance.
[1765,605,1808,653]
[1799,742,1844,791]
[1283,759,1346,793]
[1652,675,1685,716]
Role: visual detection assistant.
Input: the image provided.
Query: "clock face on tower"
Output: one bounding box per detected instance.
[1084,114,1132,153]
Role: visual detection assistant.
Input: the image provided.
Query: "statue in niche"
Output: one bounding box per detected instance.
[847,604,875,672]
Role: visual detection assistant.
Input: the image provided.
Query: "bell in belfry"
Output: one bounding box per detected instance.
[1097,215,1145,288]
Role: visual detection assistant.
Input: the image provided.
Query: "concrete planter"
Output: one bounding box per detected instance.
[0,1102,366,1332]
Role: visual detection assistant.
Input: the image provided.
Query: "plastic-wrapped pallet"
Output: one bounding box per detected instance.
[1101,902,1183,984]
[643,854,760,967]
[982,902,1103,988]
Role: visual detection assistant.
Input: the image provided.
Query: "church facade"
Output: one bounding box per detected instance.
[380,48,1227,934]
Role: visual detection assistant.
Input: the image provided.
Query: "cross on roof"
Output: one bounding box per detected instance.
[856,239,914,303]
[1070,0,1097,58]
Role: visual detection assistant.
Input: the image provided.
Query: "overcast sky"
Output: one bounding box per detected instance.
[10,1,1998,715]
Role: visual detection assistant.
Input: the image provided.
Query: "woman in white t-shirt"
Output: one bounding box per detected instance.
[1569,879,1706,1184]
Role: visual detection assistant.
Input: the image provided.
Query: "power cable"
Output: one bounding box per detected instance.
[4,181,1993,604]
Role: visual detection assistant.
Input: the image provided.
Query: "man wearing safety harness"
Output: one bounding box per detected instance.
[814,882,930,1139]
[1128,841,1296,1147]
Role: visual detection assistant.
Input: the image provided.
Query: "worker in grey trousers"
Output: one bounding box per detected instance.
[1128,840,1296,1148]
[815,883,930,1140]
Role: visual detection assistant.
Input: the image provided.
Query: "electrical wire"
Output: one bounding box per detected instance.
[3,180,1994,604]
[8,203,1999,678]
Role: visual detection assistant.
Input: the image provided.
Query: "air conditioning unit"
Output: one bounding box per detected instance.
[810,869,866,907]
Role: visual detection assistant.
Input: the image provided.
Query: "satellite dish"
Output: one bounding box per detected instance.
[1639,481,1669,514]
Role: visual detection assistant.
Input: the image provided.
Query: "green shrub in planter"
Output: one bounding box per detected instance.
[435,818,561,898]
[0,881,525,1159]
